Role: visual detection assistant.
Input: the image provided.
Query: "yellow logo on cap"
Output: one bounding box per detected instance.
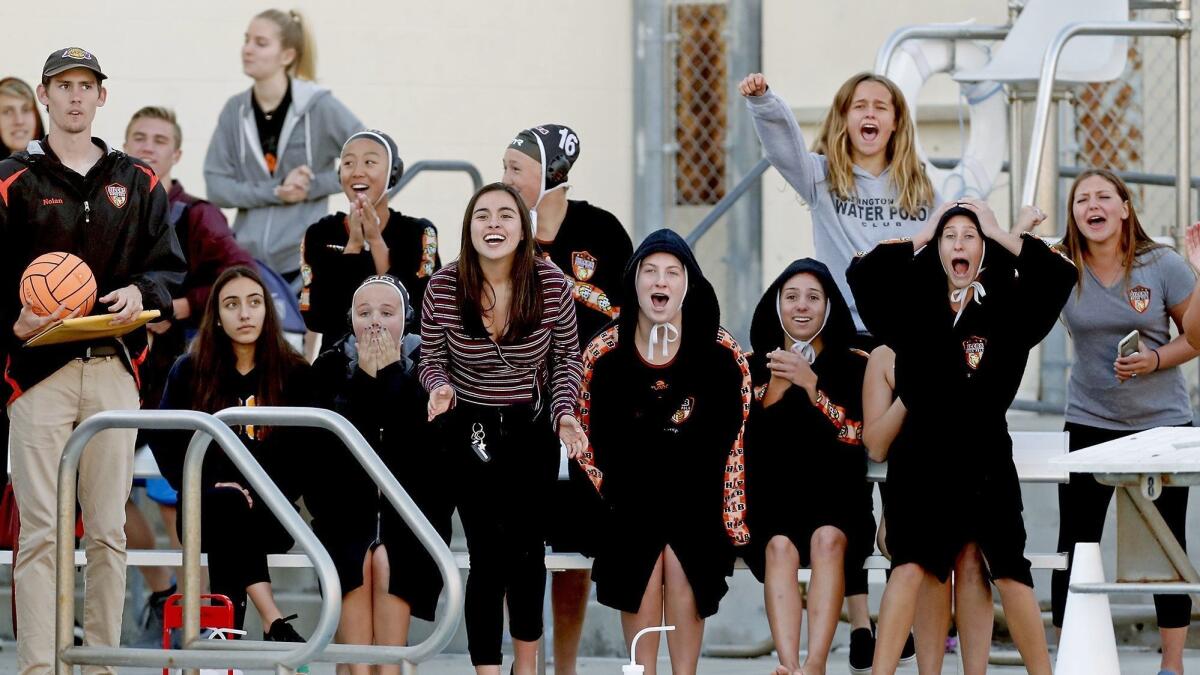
[62,48,91,60]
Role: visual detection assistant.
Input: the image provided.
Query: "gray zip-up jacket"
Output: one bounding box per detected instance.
[204,78,362,276]
[746,89,938,331]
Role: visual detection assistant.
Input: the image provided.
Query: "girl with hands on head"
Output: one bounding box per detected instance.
[308,275,453,674]
[1051,169,1199,675]
[418,183,583,675]
[848,202,1076,675]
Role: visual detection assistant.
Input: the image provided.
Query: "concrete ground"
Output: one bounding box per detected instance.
[2,643,1191,674]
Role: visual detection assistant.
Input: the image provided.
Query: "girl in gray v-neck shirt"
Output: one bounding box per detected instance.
[1061,245,1196,430]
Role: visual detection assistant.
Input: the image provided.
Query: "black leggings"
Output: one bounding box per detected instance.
[447,402,559,666]
[1051,422,1191,629]
[183,486,295,630]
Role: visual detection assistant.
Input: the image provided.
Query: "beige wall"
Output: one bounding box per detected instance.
[0,0,632,260]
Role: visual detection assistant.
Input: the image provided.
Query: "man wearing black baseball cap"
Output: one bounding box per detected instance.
[0,47,183,674]
[41,46,108,83]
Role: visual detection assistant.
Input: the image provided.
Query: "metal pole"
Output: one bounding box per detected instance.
[1125,486,1200,608]
[1021,21,1189,207]
[634,0,668,240]
[390,160,484,196]
[723,0,762,346]
[873,25,1012,76]
[1175,1,1191,247]
[1008,93,1025,228]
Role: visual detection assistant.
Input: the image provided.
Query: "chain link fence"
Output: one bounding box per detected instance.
[669,1,729,207]
[1073,1,1199,238]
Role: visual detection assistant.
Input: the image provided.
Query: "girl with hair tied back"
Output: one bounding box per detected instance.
[205,7,363,283]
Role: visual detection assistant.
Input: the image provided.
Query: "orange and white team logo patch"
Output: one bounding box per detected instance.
[572,251,597,282]
[963,336,986,370]
[652,379,669,392]
[671,396,694,425]
[1128,285,1151,313]
[105,183,127,208]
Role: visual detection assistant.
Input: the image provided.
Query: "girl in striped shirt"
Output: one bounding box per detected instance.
[419,182,586,675]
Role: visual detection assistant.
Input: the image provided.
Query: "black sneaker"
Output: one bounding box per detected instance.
[133,585,174,648]
[849,626,874,674]
[898,630,917,666]
[263,614,304,642]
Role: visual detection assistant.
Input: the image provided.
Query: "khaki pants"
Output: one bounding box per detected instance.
[9,357,138,675]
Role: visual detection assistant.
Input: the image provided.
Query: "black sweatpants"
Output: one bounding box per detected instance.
[446,402,559,666]
[1051,422,1191,628]
[183,486,295,630]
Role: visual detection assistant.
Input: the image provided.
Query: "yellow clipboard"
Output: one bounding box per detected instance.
[23,310,161,347]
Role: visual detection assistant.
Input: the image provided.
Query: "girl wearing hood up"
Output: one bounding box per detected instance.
[309,275,453,674]
[204,8,364,282]
[573,229,751,675]
[741,259,875,675]
[847,199,1073,675]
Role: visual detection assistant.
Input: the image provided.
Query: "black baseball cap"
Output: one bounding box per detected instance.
[42,47,107,82]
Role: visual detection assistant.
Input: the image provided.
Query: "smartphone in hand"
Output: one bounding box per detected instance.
[1118,330,1140,358]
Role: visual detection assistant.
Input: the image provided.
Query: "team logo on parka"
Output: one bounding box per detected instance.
[963,336,987,370]
[572,251,597,282]
[1128,285,1151,313]
[105,183,127,208]
[671,396,695,425]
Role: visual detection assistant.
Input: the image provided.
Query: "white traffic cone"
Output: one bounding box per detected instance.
[1055,542,1119,675]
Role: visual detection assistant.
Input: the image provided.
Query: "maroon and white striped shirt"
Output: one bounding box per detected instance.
[419,259,583,424]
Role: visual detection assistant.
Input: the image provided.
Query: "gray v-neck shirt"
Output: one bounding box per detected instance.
[1061,246,1196,430]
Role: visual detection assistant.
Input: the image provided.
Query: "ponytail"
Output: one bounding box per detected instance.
[256,8,317,81]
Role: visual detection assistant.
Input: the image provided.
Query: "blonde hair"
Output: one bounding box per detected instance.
[256,8,316,81]
[817,72,933,216]
[125,106,181,149]
[0,77,45,141]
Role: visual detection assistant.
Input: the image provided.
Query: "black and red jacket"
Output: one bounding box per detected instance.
[0,137,186,400]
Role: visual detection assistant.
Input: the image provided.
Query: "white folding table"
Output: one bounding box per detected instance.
[1050,426,1200,604]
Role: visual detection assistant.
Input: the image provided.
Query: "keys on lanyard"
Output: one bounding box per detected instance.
[471,422,490,462]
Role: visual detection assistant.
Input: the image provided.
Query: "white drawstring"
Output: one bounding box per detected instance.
[950,282,985,327]
[646,323,680,360]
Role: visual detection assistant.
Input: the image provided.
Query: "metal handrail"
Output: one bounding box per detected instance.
[1020,20,1190,221]
[54,410,338,674]
[181,407,464,667]
[873,24,1012,76]
[684,158,770,246]
[391,159,484,195]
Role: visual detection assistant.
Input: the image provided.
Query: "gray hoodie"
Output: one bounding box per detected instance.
[204,79,363,276]
[746,89,938,331]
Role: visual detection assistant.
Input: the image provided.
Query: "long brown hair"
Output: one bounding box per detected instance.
[1058,168,1165,291]
[190,265,305,414]
[256,8,316,81]
[817,72,933,216]
[455,183,543,343]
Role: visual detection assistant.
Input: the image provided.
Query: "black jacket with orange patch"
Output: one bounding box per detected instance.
[0,138,185,398]
[300,210,439,340]
[536,200,632,350]
[847,232,1075,489]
